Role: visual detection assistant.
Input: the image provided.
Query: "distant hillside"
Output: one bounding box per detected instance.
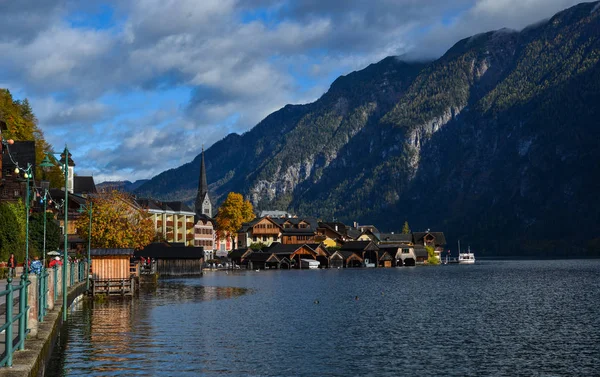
[97,180,149,193]
[136,2,600,257]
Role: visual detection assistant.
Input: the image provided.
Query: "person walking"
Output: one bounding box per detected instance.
[7,253,17,278]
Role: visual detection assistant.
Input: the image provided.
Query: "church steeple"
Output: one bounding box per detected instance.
[195,146,211,217]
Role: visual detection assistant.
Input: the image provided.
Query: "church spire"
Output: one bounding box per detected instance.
[195,146,211,217]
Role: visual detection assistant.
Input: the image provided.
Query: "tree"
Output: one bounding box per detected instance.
[426,245,439,265]
[74,190,154,250]
[0,202,25,261]
[28,211,61,258]
[215,192,255,247]
[249,242,267,251]
[402,221,411,234]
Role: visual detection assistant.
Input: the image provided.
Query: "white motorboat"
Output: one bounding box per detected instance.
[458,242,475,264]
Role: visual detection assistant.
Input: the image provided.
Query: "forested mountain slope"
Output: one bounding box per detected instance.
[137,2,600,256]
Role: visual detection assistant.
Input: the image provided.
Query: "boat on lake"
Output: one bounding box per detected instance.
[458,243,475,264]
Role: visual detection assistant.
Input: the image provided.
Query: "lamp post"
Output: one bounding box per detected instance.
[40,146,70,321]
[78,201,92,291]
[14,163,33,275]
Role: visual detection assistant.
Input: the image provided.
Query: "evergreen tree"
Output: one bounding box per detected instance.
[402,221,411,234]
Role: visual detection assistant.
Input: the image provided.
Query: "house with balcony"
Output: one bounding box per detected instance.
[137,198,196,247]
[237,216,283,248]
[272,217,320,245]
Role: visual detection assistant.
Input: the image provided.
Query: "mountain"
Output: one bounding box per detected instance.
[136,2,600,257]
[97,180,149,193]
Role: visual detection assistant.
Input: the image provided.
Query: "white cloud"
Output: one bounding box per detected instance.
[0,0,589,182]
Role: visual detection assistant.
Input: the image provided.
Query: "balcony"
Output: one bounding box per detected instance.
[166,221,174,227]
[252,227,280,235]
[157,221,163,227]
[177,222,182,227]
[186,222,195,228]
[186,234,194,240]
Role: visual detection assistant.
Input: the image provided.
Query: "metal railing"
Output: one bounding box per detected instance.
[38,268,49,322]
[0,275,31,367]
[1,261,89,368]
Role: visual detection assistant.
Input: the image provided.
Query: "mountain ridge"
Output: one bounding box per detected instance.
[136,1,600,256]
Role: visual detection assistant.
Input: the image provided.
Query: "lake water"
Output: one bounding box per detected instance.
[46,260,600,376]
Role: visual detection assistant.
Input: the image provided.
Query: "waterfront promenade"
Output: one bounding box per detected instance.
[0,264,87,377]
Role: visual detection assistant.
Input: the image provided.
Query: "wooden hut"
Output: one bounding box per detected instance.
[90,248,136,296]
[329,250,364,268]
[136,242,204,276]
[378,251,394,268]
[339,241,379,267]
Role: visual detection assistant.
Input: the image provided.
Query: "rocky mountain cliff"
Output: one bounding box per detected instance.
[136,2,600,256]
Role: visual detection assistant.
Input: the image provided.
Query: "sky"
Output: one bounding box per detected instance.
[0,0,587,183]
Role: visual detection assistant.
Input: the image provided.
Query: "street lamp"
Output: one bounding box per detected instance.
[13,163,33,276]
[40,146,70,321]
[77,201,92,291]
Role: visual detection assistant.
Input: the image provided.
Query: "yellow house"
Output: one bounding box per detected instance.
[137,199,196,246]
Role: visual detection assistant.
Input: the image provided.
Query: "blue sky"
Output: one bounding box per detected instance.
[0,0,585,182]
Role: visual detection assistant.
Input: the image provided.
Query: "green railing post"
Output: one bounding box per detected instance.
[38,268,48,322]
[18,274,27,350]
[6,277,14,367]
[54,266,58,301]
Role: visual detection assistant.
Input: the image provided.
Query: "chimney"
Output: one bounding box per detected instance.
[335,225,338,232]
[353,221,358,228]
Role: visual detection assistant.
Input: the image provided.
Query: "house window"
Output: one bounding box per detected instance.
[263,236,267,242]
[13,190,20,197]
[253,236,257,242]
[402,249,409,254]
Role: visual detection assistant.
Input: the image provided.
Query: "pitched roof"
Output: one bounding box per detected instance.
[229,248,253,259]
[74,176,97,195]
[134,242,204,259]
[346,228,362,240]
[91,248,135,256]
[379,233,412,243]
[194,213,215,225]
[265,243,303,255]
[414,247,429,258]
[413,232,447,245]
[164,201,194,212]
[260,210,291,218]
[339,241,379,252]
[247,252,276,262]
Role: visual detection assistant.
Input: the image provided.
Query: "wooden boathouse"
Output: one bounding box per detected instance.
[90,248,137,296]
[135,242,204,276]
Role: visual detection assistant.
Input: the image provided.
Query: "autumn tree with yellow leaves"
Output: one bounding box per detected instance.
[75,190,154,250]
[215,192,255,248]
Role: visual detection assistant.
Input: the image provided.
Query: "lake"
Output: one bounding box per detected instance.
[46,260,600,376]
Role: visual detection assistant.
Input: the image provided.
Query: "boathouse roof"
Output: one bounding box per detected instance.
[91,248,135,256]
[135,242,204,259]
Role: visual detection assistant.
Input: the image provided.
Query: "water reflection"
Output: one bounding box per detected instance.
[46,284,249,376]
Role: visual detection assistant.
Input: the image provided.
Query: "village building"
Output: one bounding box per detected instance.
[0,138,36,203]
[338,240,380,267]
[237,216,283,248]
[137,198,196,246]
[272,217,320,245]
[135,242,204,276]
[316,222,348,247]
